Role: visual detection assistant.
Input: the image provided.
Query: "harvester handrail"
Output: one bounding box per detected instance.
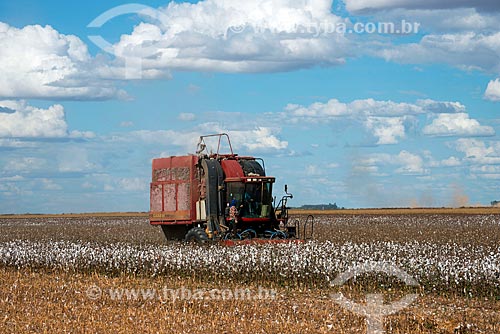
[197,133,234,158]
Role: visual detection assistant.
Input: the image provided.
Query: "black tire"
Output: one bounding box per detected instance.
[184,227,209,243]
[161,225,188,241]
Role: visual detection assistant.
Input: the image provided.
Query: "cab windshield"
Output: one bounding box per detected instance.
[226,181,273,218]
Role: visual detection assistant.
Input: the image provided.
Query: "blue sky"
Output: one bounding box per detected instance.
[1,0,500,213]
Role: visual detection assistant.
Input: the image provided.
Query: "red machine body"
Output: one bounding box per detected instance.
[149,134,312,243]
[150,155,199,225]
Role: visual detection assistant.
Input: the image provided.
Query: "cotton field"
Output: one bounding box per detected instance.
[0,214,499,295]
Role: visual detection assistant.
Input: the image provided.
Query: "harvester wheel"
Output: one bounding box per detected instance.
[184,227,209,243]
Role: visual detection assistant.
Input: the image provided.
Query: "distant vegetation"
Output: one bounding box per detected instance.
[295,202,344,210]
[492,200,500,207]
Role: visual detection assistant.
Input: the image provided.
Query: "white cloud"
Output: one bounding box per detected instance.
[82,181,97,189]
[0,100,66,137]
[282,98,465,123]
[304,162,338,175]
[58,147,99,172]
[178,112,196,121]
[440,156,462,167]
[110,0,349,73]
[116,178,148,192]
[187,84,201,94]
[453,138,500,165]
[452,139,500,178]
[3,157,46,172]
[69,130,96,139]
[484,78,500,101]
[40,178,62,190]
[0,139,37,148]
[358,151,428,175]
[344,0,500,13]
[479,173,500,179]
[424,151,462,167]
[0,100,94,139]
[120,125,288,154]
[282,98,468,145]
[353,165,379,173]
[238,127,288,152]
[371,8,500,33]
[423,113,495,137]
[0,182,31,196]
[284,98,425,121]
[378,32,500,73]
[120,121,134,128]
[365,116,405,144]
[104,184,114,192]
[0,175,24,182]
[0,22,126,100]
[394,151,428,175]
[417,99,466,113]
[471,165,500,173]
[305,164,323,176]
[109,0,500,82]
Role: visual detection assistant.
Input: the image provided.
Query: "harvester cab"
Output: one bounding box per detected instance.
[149,133,313,244]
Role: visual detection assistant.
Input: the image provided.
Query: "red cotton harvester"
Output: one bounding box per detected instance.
[150,133,314,244]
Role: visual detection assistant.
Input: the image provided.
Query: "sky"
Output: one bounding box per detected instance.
[0,0,500,213]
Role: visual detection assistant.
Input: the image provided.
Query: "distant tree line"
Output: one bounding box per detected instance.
[295,202,344,210]
[492,200,500,207]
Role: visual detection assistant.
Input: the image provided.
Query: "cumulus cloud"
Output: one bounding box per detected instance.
[0,100,94,139]
[440,156,462,167]
[453,138,500,165]
[237,127,288,152]
[484,78,500,101]
[344,0,500,13]
[365,117,405,144]
[1,1,498,102]
[394,151,428,174]
[109,0,349,73]
[423,113,495,137]
[120,121,134,128]
[358,150,428,175]
[417,99,466,113]
[118,124,288,154]
[113,177,149,192]
[452,138,500,178]
[283,98,464,122]
[40,178,62,190]
[471,165,500,173]
[111,0,499,82]
[368,8,500,34]
[57,147,100,172]
[0,22,126,100]
[3,157,47,172]
[282,98,469,145]
[305,164,324,176]
[178,113,196,121]
[378,32,500,73]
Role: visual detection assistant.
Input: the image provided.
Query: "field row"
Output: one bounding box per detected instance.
[2,267,499,334]
[1,214,499,245]
[1,239,499,296]
[1,214,499,296]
